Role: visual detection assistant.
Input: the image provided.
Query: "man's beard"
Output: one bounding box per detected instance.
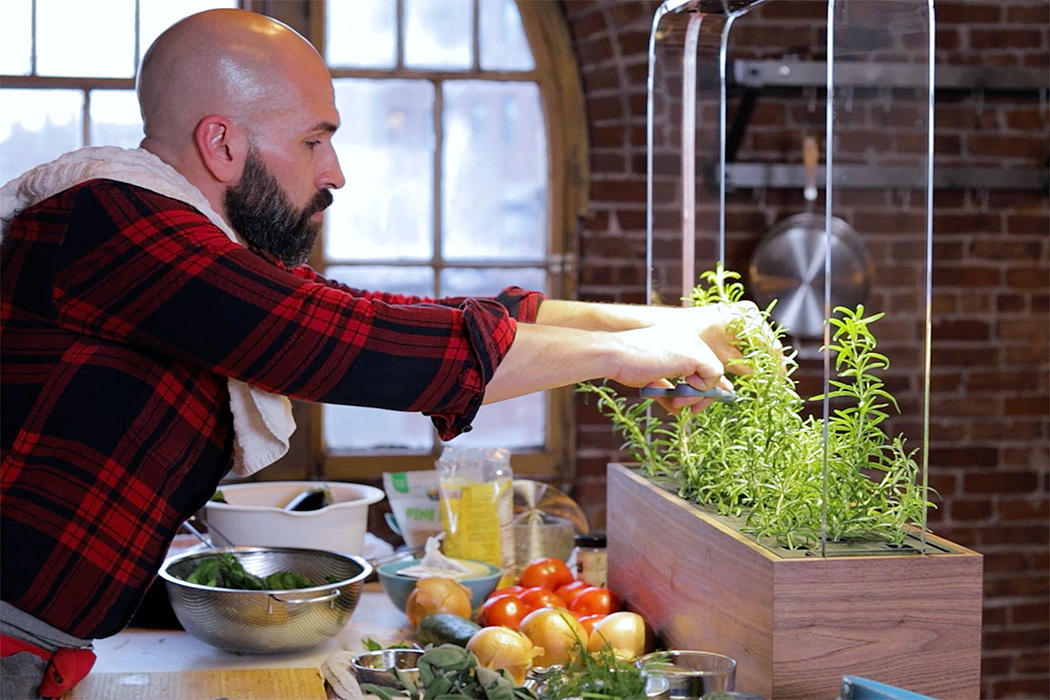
[224,148,333,266]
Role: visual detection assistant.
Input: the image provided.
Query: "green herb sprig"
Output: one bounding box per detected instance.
[579,265,935,549]
[361,644,538,700]
[538,640,652,699]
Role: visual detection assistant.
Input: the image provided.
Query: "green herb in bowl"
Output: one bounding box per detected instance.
[182,552,318,590]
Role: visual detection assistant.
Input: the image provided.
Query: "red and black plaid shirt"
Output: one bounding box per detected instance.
[0,179,542,639]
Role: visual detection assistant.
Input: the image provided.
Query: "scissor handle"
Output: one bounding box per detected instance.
[639,385,737,402]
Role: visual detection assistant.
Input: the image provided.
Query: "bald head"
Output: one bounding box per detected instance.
[137,9,331,157]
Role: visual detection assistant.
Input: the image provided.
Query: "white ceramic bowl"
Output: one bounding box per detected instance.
[204,481,385,555]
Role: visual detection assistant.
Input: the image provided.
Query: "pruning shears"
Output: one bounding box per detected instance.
[639,384,738,403]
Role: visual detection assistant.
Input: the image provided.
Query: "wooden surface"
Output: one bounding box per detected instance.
[606,463,984,700]
[69,667,327,700]
[78,583,413,699]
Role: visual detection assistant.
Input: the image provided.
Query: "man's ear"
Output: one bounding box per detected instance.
[194,115,244,183]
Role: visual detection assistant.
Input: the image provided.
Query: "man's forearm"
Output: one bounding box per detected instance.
[534,299,688,332]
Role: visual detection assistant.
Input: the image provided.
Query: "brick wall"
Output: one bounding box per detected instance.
[560,1,1048,698]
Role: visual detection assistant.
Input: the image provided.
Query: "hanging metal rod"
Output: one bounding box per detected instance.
[717,163,1049,191]
[732,59,1048,92]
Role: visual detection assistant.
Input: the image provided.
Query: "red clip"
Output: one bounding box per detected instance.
[37,647,96,698]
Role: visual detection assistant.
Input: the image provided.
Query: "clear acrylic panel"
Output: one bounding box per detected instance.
[647,0,933,555]
[323,265,437,452]
[326,0,398,69]
[89,89,143,148]
[328,78,435,262]
[646,2,737,305]
[0,0,32,76]
[442,80,547,261]
[0,88,83,185]
[404,0,472,70]
[479,0,534,71]
[827,0,935,547]
[139,0,237,65]
[37,0,135,78]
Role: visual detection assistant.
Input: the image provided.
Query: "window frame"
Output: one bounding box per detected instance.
[1,0,589,483]
[261,0,588,483]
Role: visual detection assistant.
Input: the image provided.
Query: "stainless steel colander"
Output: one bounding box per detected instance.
[159,546,371,654]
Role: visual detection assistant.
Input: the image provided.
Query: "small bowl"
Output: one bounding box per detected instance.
[351,648,425,688]
[377,558,501,613]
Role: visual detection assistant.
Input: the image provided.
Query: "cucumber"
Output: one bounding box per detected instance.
[416,613,482,647]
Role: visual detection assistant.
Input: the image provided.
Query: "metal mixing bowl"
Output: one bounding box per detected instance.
[159,546,371,653]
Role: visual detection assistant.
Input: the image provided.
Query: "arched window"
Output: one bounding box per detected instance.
[297,0,588,481]
[0,0,587,482]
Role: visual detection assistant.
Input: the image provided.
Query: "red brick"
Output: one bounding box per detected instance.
[964,470,1040,493]
[951,498,994,520]
[932,319,992,341]
[1005,265,1050,288]
[999,498,1050,521]
[935,2,1002,23]
[970,28,1045,50]
[998,317,1049,341]
[967,132,1049,159]
[1007,213,1050,235]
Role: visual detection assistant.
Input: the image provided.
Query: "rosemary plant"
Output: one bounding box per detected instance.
[579,266,934,550]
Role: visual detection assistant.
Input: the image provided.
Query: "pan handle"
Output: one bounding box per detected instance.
[803,135,819,203]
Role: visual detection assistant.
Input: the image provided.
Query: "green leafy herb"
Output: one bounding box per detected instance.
[361,644,538,700]
[182,553,320,590]
[578,264,936,549]
[540,640,653,699]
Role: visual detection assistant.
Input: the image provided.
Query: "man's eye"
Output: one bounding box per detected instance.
[305,140,321,149]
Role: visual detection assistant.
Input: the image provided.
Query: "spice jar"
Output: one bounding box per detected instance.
[572,532,607,587]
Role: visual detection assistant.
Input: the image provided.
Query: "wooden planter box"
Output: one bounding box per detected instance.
[606,463,983,700]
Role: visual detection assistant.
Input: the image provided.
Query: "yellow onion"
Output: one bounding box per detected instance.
[405,577,472,628]
[518,607,587,667]
[466,625,540,685]
[586,611,647,661]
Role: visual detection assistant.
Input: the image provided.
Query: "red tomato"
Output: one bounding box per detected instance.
[569,586,621,616]
[518,557,575,591]
[479,594,529,629]
[554,579,589,603]
[488,585,525,600]
[577,613,606,636]
[520,587,568,610]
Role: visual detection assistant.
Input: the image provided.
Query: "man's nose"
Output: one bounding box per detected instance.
[319,144,345,190]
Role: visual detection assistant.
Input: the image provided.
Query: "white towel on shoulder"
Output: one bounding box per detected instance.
[1,146,295,477]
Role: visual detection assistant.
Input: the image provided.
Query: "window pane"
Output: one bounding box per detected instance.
[328,79,435,262]
[326,0,397,68]
[0,0,32,75]
[440,266,546,450]
[89,90,143,148]
[37,0,135,78]
[325,405,435,451]
[442,81,547,261]
[404,0,472,70]
[445,394,544,449]
[325,265,434,298]
[479,0,534,71]
[140,0,237,65]
[440,267,546,297]
[323,265,436,452]
[0,89,82,185]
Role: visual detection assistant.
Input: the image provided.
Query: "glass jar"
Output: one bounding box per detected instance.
[572,532,607,587]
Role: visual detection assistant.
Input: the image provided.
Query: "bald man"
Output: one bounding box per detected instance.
[0,9,758,697]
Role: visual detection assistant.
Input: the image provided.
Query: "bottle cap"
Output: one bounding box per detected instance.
[574,532,606,548]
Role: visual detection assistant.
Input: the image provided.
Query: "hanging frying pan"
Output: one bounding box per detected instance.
[748,135,873,341]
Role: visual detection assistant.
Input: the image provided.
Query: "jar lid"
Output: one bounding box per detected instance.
[574,532,606,548]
